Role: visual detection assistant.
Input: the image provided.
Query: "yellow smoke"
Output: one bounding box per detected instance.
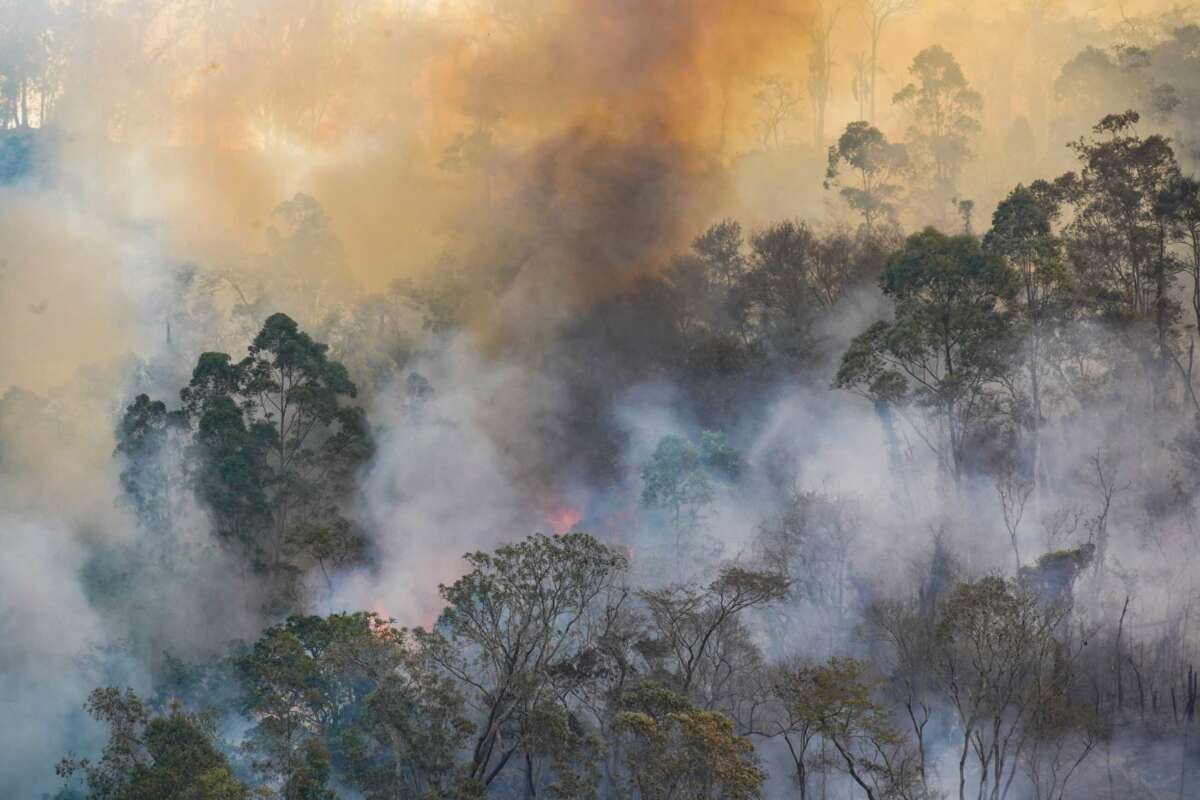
[0,0,1188,390]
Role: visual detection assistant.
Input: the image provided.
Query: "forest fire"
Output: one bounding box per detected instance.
[7,1,1200,799]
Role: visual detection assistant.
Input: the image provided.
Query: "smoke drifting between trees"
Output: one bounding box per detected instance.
[8,2,1200,800]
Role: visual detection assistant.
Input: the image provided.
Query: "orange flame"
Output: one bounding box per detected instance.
[545,502,584,534]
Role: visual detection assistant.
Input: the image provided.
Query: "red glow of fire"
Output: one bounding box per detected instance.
[367,608,395,638]
[545,503,584,534]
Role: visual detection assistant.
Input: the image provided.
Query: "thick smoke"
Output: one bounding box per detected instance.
[1,0,1197,798]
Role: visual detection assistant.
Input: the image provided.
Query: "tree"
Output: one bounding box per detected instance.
[421,532,627,790]
[758,658,824,799]
[261,194,346,322]
[235,611,477,800]
[807,2,841,149]
[1054,45,1179,138]
[984,182,1072,495]
[57,688,250,800]
[235,611,473,800]
[862,0,918,123]
[114,394,188,532]
[288,520,366,612]
[756,490,860,651]
[862,596,941,791]
[893,45,982,220]
[753,76,802,149]
[785,658,927,800]
[836,228,1018,478]
[640,566,789,698]
[1057,111,1183,407]
[235,616,347,795]
[178,313,372,587]
[0,0,61,128]
[282,739,336,800]
[1018,677,1107,800]
[1159,173,1200,410]
[849,50,872,121]
[188,378,272,556]
[352,626,475,799]
[663,219,749,342]
[640,431,743,560]
[612,682,763,800]
[934,577,1075,800]
[826,121,909,233]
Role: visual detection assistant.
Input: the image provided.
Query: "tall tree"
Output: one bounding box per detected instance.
[984,182,1072,494]
[826,121,909,234]
[1057,111,1183,407]
[862,0,917,123]
[893,45,982,221]
[181,313,372,583]
[807,2,841,150]
[836,229,1018,479]
[57,688,251,800]
[420,532,627,790]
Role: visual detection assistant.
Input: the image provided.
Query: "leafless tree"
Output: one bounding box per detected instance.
[996,465,1035,572]
[754,75,803,149]
[862,0,918,122]
[808,2,842,148]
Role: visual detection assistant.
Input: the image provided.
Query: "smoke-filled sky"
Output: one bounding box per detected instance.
[0,0,1196,797]
[0,0,1181,392]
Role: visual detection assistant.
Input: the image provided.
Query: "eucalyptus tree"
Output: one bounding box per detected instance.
[934,577,1077,800]
[57,688,251,800]
[862,0,918,123]
[181,313,372,581]
[893,46,982,221]
[984,182,1072,488]
[836,228,1018,479]
[1057,111,1183,407]
[418,532,628,791]
[826,121,909,234]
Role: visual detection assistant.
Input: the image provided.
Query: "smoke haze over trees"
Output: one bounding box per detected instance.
[7,0,1200,798]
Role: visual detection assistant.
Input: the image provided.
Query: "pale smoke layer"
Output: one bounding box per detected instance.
[343,338,560,625]
[0,516,109,799]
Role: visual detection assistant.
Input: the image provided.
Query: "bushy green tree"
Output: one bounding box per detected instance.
[836,228,1018,478]
[57,688,250,800]
[236,612,473,800]
[122,313,372,600]
[826,121,909,233]
[984,182,1073,486]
